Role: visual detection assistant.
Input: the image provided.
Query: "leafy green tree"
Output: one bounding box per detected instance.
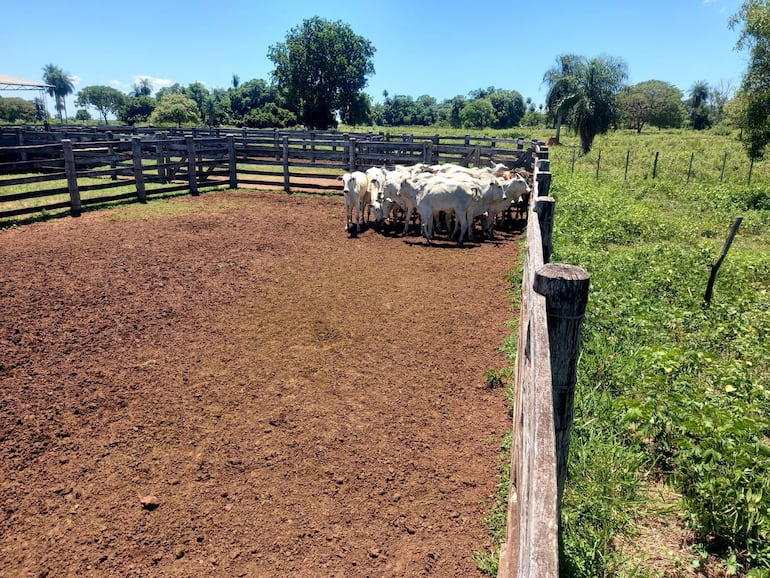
[119,95,156,125]
[154,83,184,101]
[729,0,770,157]
[74,109,92,122]
[243,103,297,128]
[268,16,375,129]
[542,54,583,142]
[185,82,210,123]
[382,94,416,125]
[42,63,76,123]
[460,98,495,129]
[341,91,373,126]
[689,80,712,130]
[448,95,466,128]
[75,85,126,124]
[204,87,230,127]
[547,55,627,153]
[0,97,38,122]
[620,80,685,132]
[488,89,525,128]
[149,93,201,127]
[228,78,279,124]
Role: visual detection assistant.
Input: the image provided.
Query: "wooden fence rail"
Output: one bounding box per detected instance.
[0,132,537,220]
[497,148,589,577]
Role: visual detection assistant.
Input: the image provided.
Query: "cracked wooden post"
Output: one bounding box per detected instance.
[227,135,238,189]
[533,263,590,510]
[131,137,147,203]
[62,139,81,217]
[282,136,290,193]
[186,136,198,196]
[534,197,555,264]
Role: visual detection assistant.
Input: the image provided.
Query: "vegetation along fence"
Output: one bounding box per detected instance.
[0,126,535,221]
[497,148,590,577]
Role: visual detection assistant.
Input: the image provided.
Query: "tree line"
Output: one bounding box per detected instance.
[3,3,770,159]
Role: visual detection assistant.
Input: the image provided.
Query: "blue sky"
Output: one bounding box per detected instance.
[1,0,749,116]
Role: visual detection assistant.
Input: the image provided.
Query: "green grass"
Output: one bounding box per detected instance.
[551,157,770,575]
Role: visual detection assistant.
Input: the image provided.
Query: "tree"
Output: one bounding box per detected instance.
[460,98,495,129]
[0,97,38,122]
[132,77,153,97]
[488,89,525,128]
[620,80,685,132]
[75,85,126,124]
[547,55,627,153]
[42,63,76,123]
[542,54,583,142]
[149,93,201,127]
[243,103,297,128]
[185,82,210,123]
[729,0,770,158]
[74,109,92,122]
[119,95,156,125]
[227,78,278,125]
[268,16,375,129]
[689,80,712,130]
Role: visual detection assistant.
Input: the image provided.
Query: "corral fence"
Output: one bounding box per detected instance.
[1,127,591,575]
[497,147,590,577]
[0,126,536,221]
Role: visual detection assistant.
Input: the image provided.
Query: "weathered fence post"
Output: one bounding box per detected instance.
[595,150,601,180]
[274,129,281,160]
[624,150,630,182]
[423,140,434,165]
[720,151,727,183]
[534,197,556,263]
[652,151,659,179]
[186,136,198,196]
[155,136,166,183]
[282,136,290,193]
[537,165,552,198]
[16,128,27,162]
[227,135,238,189]
[704,216,743,309]
[310,131,316,163]
[533,263,590,510]
[62,139,81,217]
[686,152,694,184]
[131,136,146,203]
[348,137,357,173]
[748,158,754,185]
[571,147,576,175]
[107,131,117,180]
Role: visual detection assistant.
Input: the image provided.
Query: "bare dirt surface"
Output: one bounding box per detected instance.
[0,191,520,577]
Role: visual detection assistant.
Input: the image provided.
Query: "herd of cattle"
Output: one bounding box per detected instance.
[339,162,532,244]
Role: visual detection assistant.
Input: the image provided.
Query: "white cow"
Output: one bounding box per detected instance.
[406,174,483,245]
[338,171,369,235]
[480,173,531,238]
[369,165,420,235]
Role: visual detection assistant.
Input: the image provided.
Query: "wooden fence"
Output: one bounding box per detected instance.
[1,128,591,577]
[497,148,590,577]
[0,128,535,221]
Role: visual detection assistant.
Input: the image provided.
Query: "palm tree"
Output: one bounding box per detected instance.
[42,64,76,123]
[542,54,582,144]
[544,55,627,154]
[571,56,628,153]
[689,80,712,130]
[132,77,153,97]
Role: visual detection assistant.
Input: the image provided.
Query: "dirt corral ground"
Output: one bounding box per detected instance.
[0,190,521,577]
